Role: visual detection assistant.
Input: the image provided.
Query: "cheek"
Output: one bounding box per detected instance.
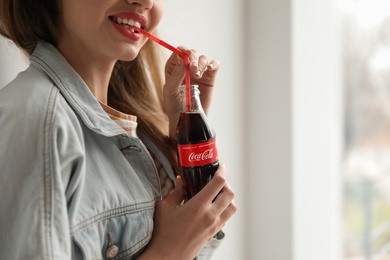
[62,6,85,33]
[61,1,100,35]
[150,4,164,31]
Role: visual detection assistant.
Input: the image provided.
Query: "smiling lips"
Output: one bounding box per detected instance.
[110,16,142,33]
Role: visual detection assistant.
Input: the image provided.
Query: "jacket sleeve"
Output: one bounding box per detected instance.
[0,81,85,260]
[195,231,225,260]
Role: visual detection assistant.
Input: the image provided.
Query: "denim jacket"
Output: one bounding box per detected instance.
[0,41,222,259]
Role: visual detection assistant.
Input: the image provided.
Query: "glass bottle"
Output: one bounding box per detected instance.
[175,85,219,200]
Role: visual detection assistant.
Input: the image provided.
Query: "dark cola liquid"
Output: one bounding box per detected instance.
[175,112,219,200]
[181,162,219,199]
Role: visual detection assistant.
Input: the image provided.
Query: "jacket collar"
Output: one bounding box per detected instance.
[30,41,125,137]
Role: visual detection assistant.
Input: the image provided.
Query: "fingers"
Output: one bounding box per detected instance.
[178,47,219,79]
[189,164,236,238]
[191,54,208,78]
[215,183,237,223]
[192,164,236,216]
[191,164,228,205]
[219,200,238,224]
[170,54,186,83]
[210,179,237,235]
[164,46,220,118]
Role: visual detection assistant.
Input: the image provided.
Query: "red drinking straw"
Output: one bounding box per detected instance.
[131,26,191,112]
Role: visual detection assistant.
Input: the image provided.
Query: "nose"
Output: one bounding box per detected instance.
[126,0,153,10]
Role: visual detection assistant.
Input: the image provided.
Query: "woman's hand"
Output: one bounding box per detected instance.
[138,164,237,260]
[163,47,220,138]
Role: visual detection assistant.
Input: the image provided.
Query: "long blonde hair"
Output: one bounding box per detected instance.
[0,0,178,173]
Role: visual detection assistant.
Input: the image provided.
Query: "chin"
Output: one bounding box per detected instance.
[118,47,140,62]
[119,55,138,62]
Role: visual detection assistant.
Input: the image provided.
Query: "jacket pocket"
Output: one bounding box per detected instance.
[71,206,154,260]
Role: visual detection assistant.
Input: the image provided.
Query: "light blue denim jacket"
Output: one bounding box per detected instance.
[0,41,222,259]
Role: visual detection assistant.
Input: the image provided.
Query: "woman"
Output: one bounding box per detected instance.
[0,0,237,259]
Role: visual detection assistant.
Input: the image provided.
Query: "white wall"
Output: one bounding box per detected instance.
[245,0,294,258]
[292,1,343,259]
[245,0,343,259]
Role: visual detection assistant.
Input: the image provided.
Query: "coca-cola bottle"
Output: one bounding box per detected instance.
[175,84,219,200]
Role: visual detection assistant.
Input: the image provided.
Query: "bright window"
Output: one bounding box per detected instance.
[342,0,390,258]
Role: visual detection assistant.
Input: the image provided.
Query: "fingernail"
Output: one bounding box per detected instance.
[176,175,183,185]
[195,69,201,77]
[208,62,214,69]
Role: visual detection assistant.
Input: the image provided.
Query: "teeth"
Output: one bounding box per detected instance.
[113,16,141,28]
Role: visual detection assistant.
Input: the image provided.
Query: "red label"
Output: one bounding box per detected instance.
[177,139,219,167]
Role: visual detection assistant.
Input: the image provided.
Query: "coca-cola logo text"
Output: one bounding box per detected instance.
[177,139,218,167]
[188,149,214,162]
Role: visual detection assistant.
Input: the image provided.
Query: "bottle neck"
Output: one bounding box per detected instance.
[180,85,204,113]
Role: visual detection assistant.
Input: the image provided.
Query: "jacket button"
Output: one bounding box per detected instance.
[106,245,119,258]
